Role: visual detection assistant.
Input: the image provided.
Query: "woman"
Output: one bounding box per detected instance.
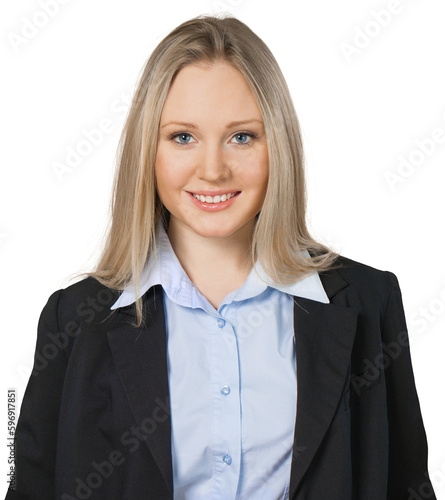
[6,15,436,500]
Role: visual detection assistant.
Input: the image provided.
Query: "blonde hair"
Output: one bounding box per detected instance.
[81,14,340,326]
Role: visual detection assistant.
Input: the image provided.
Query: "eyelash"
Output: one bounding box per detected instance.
[167,131,258,147]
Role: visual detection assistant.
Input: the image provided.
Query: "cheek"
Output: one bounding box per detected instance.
[240,149,269,192]
[155,156,173,204]
[260,153,269,188]
[155,152,186,198]
[257,148,269,191]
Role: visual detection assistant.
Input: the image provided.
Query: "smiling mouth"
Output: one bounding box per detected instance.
[189,191,240,204]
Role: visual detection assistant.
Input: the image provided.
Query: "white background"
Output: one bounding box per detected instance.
[1,0,444,496]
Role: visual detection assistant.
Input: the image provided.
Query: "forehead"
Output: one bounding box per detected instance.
[160,61,262,124]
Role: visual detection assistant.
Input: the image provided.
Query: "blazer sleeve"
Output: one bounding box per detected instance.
[383,272,436,499]
[5,289,66,500]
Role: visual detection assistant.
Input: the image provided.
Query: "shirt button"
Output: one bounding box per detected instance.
[217,319,226,328]
[220,385,231,396]
[223,454,232,465]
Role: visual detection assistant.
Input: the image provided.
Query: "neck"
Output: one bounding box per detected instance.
[166,219,255,285]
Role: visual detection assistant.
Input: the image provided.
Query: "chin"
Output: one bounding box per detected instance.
[189,220,245,239]
[193,227,238,239]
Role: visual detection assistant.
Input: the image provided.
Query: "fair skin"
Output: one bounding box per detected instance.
[155,61,269,309]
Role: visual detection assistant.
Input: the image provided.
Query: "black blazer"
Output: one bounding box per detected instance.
[6,255,436,499]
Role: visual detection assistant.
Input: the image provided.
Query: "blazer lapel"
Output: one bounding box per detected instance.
[106,284,173,495]
[289,267,359,496]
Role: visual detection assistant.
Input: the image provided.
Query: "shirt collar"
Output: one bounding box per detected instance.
[110,220,329,311]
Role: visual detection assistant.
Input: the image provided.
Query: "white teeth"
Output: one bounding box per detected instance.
[192,192,237,204]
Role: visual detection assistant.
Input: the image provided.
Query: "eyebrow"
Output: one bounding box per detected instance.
[160,119,263,129]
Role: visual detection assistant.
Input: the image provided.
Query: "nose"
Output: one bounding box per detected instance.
[195,141,230,182]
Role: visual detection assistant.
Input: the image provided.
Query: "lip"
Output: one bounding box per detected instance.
[186,191,240,211]
[187,190,240,196]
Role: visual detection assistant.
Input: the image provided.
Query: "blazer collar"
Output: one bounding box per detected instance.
[106,265,357,498]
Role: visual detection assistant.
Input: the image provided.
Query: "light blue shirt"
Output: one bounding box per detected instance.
[111,220,329,499]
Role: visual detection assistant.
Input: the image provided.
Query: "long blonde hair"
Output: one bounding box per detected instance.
[81,14,339,326]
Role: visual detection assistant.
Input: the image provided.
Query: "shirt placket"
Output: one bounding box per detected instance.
[209,305,241,499]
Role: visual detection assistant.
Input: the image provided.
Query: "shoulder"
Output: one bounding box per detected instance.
[42,276,121,328]
[319,253,402,312]
[332,254,399,291]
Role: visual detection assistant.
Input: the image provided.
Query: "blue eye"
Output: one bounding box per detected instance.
[231,132,256,145]
[173,133,193,144]
[235,134,248,143]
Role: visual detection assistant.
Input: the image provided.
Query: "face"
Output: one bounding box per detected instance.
[155,61,269,242]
